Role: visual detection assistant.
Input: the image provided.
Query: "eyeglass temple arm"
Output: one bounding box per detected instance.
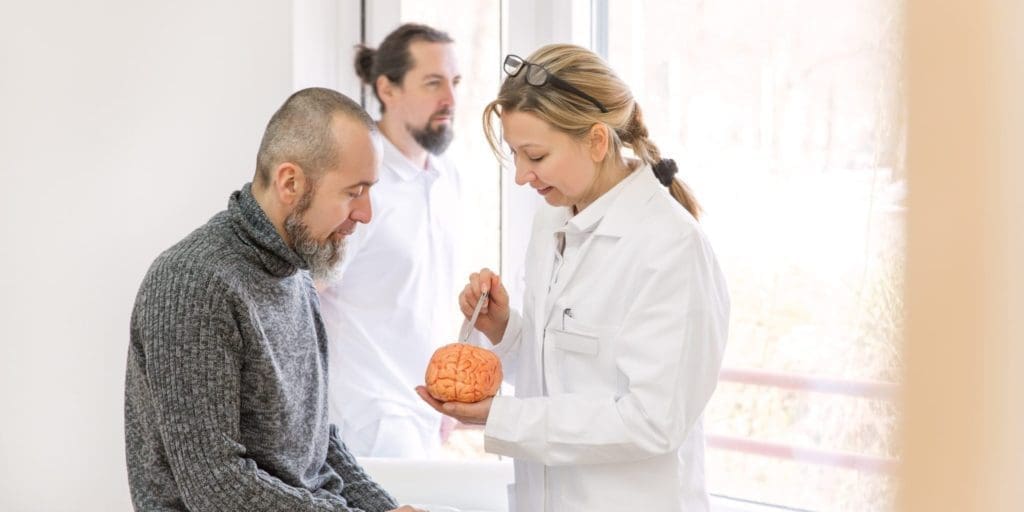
[546,75,609,113]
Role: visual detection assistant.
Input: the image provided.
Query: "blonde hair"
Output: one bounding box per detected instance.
[483,44,700,219]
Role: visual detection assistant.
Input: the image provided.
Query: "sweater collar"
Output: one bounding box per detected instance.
[228,183,308,278]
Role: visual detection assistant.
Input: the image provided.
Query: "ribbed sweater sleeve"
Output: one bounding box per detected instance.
[325,428,399,511]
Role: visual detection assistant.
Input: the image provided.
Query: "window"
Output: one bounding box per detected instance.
[396,0,505,461]
[308,1,907,507]
[600,1,905,510]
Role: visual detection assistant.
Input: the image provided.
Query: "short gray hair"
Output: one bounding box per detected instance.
[255,87,375,187]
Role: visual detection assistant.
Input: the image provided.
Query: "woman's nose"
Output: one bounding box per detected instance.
[514,166,533,186]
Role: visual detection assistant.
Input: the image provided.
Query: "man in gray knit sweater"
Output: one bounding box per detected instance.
[125,88,424,512]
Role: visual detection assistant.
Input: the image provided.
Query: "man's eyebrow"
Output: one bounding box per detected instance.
[346,179,379,188]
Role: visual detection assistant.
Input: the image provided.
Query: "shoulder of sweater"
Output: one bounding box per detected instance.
[141,217,245,298]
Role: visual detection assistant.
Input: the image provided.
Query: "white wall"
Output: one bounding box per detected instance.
[292,0,363,98]
[0,1,293,509]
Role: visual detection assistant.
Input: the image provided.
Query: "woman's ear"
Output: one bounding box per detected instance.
[588,123,610,163]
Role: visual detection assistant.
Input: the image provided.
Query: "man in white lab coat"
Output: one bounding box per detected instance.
[318,23,463,458]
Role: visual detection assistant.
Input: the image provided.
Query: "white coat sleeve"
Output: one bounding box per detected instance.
[483,231,729,466]
[471,209,536,386]
[472,302,524,386]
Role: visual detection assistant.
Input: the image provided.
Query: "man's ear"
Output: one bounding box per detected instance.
[376,75,400,111]
[271,162,305,206]
[588,123,610,163]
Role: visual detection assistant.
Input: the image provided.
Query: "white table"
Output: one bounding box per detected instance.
[357,457,514,512]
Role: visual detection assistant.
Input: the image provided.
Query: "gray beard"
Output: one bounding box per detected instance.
[284,188,346,282]
[408,118,454,155]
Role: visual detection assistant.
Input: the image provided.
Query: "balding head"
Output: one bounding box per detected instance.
[251,88,380,281]
[254,87,375,188]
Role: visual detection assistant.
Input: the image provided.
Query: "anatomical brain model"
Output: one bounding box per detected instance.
[425,343,503,403]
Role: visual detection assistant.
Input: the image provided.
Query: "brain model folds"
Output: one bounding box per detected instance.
[425,343,503,403]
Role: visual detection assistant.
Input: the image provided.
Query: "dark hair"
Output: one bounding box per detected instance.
[354,23,454,113]
[254,87,375,188]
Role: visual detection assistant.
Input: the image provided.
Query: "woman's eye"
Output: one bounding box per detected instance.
[528,155,545,162]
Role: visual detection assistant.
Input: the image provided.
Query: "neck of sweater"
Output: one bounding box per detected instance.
[228,183,308,278]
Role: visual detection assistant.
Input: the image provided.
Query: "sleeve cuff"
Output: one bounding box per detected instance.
[483,395,521,457]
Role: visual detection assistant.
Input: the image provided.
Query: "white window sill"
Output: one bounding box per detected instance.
[358,457,805,512]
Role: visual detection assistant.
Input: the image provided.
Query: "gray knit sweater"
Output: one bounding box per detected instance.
[125,184,399,511]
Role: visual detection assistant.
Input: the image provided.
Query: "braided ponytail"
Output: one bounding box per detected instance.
[621,104,702,220]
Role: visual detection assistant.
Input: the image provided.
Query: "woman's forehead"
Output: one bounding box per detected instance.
[502,111,556,146]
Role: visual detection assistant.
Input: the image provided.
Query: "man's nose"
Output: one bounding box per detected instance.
[440,81,456,109]
[352,190,373,224]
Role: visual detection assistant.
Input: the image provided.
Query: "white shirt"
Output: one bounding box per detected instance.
[319,136,463,458]
[480,167,730,511]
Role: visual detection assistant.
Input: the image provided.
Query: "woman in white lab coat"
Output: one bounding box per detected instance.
[416,44,729,512]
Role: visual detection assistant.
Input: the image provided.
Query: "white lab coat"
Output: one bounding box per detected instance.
[481,167,730,512]
[319,137,463,457]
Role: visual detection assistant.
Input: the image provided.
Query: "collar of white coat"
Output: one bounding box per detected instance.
[379,134,444,181]
[547,164,663,238]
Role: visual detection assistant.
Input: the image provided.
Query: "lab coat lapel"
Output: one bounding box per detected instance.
[542,232,599,327]
[530,208,566,354]
[541,168,663,326]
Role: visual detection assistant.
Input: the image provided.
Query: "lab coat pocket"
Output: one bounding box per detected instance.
[549,327,601,393]
[547,323,615,393]
[549,327,600,356]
